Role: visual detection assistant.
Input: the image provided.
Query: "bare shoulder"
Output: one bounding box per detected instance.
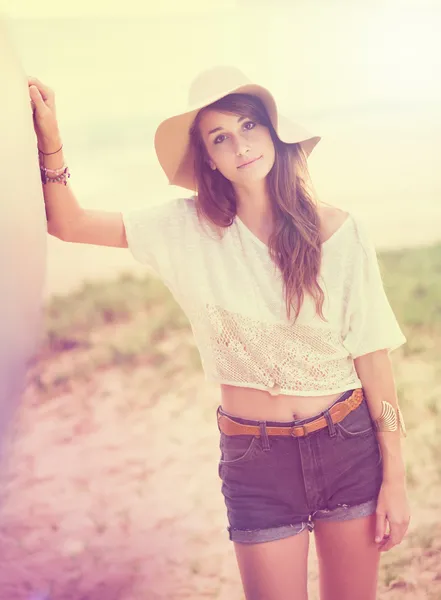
[317,203,350,244]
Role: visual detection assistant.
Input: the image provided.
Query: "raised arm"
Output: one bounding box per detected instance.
[39,141,128,247]
[28,75,128,248]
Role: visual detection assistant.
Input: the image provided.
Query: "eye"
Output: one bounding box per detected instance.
[213,120,257,145]
[244,120,256,130]
[214,134,226,145]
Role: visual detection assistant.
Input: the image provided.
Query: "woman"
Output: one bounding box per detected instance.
[29,65,410,600]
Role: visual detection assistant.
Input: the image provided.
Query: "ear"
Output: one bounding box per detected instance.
[208,160,217,171]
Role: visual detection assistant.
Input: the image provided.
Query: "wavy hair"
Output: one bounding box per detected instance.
[189,93,325,322]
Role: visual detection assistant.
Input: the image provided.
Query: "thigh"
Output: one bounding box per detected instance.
[314,514,380,600]
[234,528,310,600]
[217,430,311,543]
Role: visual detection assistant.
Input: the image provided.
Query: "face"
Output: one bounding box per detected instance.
[197,109,276,187]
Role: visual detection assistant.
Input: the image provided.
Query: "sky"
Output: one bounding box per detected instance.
[2,0,440,18]
[4,0,440,120]
[2,0,238,18]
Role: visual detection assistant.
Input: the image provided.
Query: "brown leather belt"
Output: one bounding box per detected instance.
[217,388,364,438]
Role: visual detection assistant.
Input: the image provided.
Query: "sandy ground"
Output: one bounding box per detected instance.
[0,343,440,599]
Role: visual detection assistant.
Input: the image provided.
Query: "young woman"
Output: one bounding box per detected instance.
[29,65,410,600]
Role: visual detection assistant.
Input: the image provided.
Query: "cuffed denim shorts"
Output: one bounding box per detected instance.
[216,388,383,544]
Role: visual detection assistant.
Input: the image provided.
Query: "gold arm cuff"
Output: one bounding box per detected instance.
[397,405,407,438]
[374,401,407,437]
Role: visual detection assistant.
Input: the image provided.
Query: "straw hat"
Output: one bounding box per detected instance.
[154,65,321,192]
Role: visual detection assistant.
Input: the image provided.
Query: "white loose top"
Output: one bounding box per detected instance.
[122,197,406,397]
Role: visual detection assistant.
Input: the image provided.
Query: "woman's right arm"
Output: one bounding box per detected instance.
[42,142,127,247]
[29,76,128,248]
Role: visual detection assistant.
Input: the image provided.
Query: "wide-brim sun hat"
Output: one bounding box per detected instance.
[154,65,321,193]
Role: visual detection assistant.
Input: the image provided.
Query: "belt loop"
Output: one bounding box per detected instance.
[259,421,271,450]
[216,406,222,434]
[323,409,337,437]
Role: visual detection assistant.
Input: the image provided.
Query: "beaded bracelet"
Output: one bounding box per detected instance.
[38,144,70,185]
[40,164,71,185]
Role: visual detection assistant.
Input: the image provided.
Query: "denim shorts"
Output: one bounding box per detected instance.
[216,388,383,544]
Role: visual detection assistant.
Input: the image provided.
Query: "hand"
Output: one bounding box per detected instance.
[375,479,411,552]
[27,76,61,151]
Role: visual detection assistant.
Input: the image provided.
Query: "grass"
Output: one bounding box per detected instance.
[29,271,199,394]
[379,244,441,356]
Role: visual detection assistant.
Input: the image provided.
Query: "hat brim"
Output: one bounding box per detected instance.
[154,82,321,192]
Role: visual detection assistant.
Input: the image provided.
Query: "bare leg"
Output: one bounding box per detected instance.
[314,514,380,600]
[233,528,310,600]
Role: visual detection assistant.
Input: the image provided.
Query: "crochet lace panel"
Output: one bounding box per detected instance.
[189,303,358,393]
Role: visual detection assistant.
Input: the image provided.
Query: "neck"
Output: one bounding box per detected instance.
[234,180,273,227]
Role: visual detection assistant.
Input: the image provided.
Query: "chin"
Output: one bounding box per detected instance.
[250,162,273,181]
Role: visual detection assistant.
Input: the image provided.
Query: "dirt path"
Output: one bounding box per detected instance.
[0,353,439,599]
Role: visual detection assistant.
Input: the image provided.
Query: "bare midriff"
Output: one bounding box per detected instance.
[220,384,346,422]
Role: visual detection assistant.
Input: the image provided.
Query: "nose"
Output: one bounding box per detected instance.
[233,134,251,156]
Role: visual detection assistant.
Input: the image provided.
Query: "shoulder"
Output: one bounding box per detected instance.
[123,196,198,237]
[317,203,351,244]
[140,195,196,218]
[318,203,377,256]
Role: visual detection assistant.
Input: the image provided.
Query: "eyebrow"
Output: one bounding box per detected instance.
[207,115,248,136]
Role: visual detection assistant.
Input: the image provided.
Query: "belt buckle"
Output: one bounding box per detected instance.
[290,423,308,438]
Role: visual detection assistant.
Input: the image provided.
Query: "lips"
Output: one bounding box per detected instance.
[237,156,262,168]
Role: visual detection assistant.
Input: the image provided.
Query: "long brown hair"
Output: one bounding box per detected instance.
[189,93,325,322]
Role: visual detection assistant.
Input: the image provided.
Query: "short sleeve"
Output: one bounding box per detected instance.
[122,197,189,281]
[342,217,406,359]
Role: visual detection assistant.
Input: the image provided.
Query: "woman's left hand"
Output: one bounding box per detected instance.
[375,479,411,551]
